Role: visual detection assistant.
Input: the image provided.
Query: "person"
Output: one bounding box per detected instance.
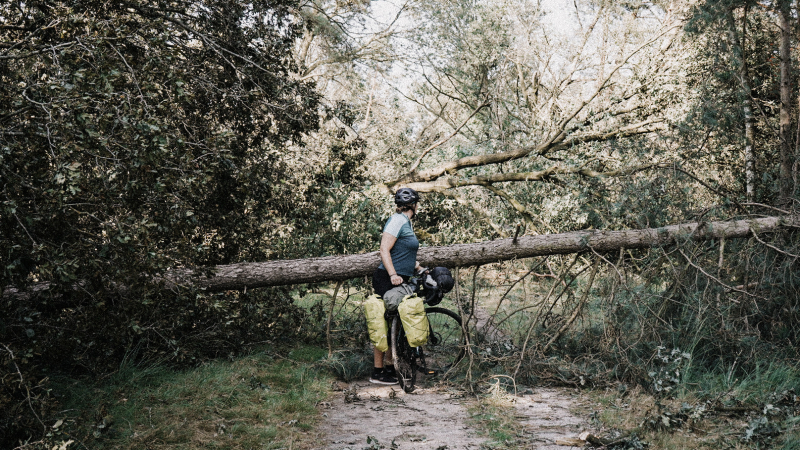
[370,187,421,385]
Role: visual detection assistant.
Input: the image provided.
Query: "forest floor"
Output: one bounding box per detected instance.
[318,377,599,450]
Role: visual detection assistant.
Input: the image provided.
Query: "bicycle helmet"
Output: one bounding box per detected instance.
[394,187,420,206]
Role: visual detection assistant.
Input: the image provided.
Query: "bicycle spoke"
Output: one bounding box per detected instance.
[423,308,465,376]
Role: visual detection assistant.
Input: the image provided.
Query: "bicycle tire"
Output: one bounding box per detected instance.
[390,315,418,393]
[423,307,465,375]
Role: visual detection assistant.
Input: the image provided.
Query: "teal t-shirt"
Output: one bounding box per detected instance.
[378,213,419,277]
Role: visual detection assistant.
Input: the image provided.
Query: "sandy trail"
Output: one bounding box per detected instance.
[317,380,598,450]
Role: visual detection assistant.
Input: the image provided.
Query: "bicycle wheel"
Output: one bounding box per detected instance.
[423,307,465,375]
[390,315,418,392]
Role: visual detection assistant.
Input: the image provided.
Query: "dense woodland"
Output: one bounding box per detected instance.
[2,0,800,447]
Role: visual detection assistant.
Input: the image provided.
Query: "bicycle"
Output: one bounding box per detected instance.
[387,270,466,392]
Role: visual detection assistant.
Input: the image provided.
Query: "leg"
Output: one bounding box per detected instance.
[370,269,398,385]
[373,346,385,369]
[370,345,398,385]
[372,339,394,368]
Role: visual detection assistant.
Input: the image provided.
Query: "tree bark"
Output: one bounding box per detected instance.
[388,119,664,191]
[175,215,799,291]
[4,215,798,299]
[778,1,794,202]
[728,5,755,202]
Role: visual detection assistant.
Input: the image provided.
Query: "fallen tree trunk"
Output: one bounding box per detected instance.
[4,215,797,299]
[184,215,799,291]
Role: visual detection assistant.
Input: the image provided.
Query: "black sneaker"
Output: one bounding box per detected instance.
[369,371,398,385]
[383,365,397,378]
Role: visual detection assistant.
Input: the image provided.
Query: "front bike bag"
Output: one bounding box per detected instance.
[398,294,429,347]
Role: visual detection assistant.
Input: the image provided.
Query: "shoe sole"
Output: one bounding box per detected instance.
[369,378,399,385]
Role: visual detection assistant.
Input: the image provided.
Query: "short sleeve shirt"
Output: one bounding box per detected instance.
[378,213,419,277]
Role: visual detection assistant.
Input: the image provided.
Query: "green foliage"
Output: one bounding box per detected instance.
[649,347,692,397]
[683,0,791,204]
[1,285,310,447]
[48,347,333,450]
[1,0,321,289]
[0,1,350,446]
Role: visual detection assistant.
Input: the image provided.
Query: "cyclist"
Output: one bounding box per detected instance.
[370,187,421,385]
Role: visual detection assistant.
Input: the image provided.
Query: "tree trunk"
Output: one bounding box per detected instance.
[173,215,799,291]
[729,5,756,202]
[778,1,794,202]
[4,215,798,299]
[796,1,800,199]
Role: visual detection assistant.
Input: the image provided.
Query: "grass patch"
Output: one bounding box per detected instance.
[686,360,800,406]
[317,351,372,382]
[54,346,335,450]
[467,380,530,449]
[585,361,800,449]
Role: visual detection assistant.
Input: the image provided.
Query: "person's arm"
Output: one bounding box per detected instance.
[380,232,403,286]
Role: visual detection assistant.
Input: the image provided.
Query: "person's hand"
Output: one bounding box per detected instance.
[390,274,403,285]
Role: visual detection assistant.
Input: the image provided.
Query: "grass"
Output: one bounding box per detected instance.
[686,360,800,405]
[583,360,800,450]
[466,379,531,449]
[317,350,372,382]
[467,402,523,449]
[53,346,335,450]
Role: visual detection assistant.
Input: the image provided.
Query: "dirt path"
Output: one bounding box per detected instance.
[317,380,599,450]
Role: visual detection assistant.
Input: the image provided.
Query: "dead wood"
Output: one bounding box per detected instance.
[184,215,797,292]
[4,215,798,297]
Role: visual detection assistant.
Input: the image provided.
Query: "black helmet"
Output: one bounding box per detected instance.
[394,187,420,206]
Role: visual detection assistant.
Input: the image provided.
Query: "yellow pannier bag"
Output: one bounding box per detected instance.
[398,294,429,347]
[363,294,388,352]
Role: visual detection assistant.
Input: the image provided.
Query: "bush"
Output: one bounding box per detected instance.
[0,285,308,448]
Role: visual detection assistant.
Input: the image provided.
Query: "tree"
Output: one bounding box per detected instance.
[685,0,800,206]
[171,214,798,290]
[1,0,320,291]
[0,2,325,445]
[381,0,691,235]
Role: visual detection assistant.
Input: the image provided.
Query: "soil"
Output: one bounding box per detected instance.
[317,380,600,450]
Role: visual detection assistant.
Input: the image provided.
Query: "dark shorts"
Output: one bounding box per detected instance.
[372,268,410,297]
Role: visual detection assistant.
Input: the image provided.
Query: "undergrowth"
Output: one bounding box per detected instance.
[585,360,800,449]
[467,379,531,449]
[43,346,334,450]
